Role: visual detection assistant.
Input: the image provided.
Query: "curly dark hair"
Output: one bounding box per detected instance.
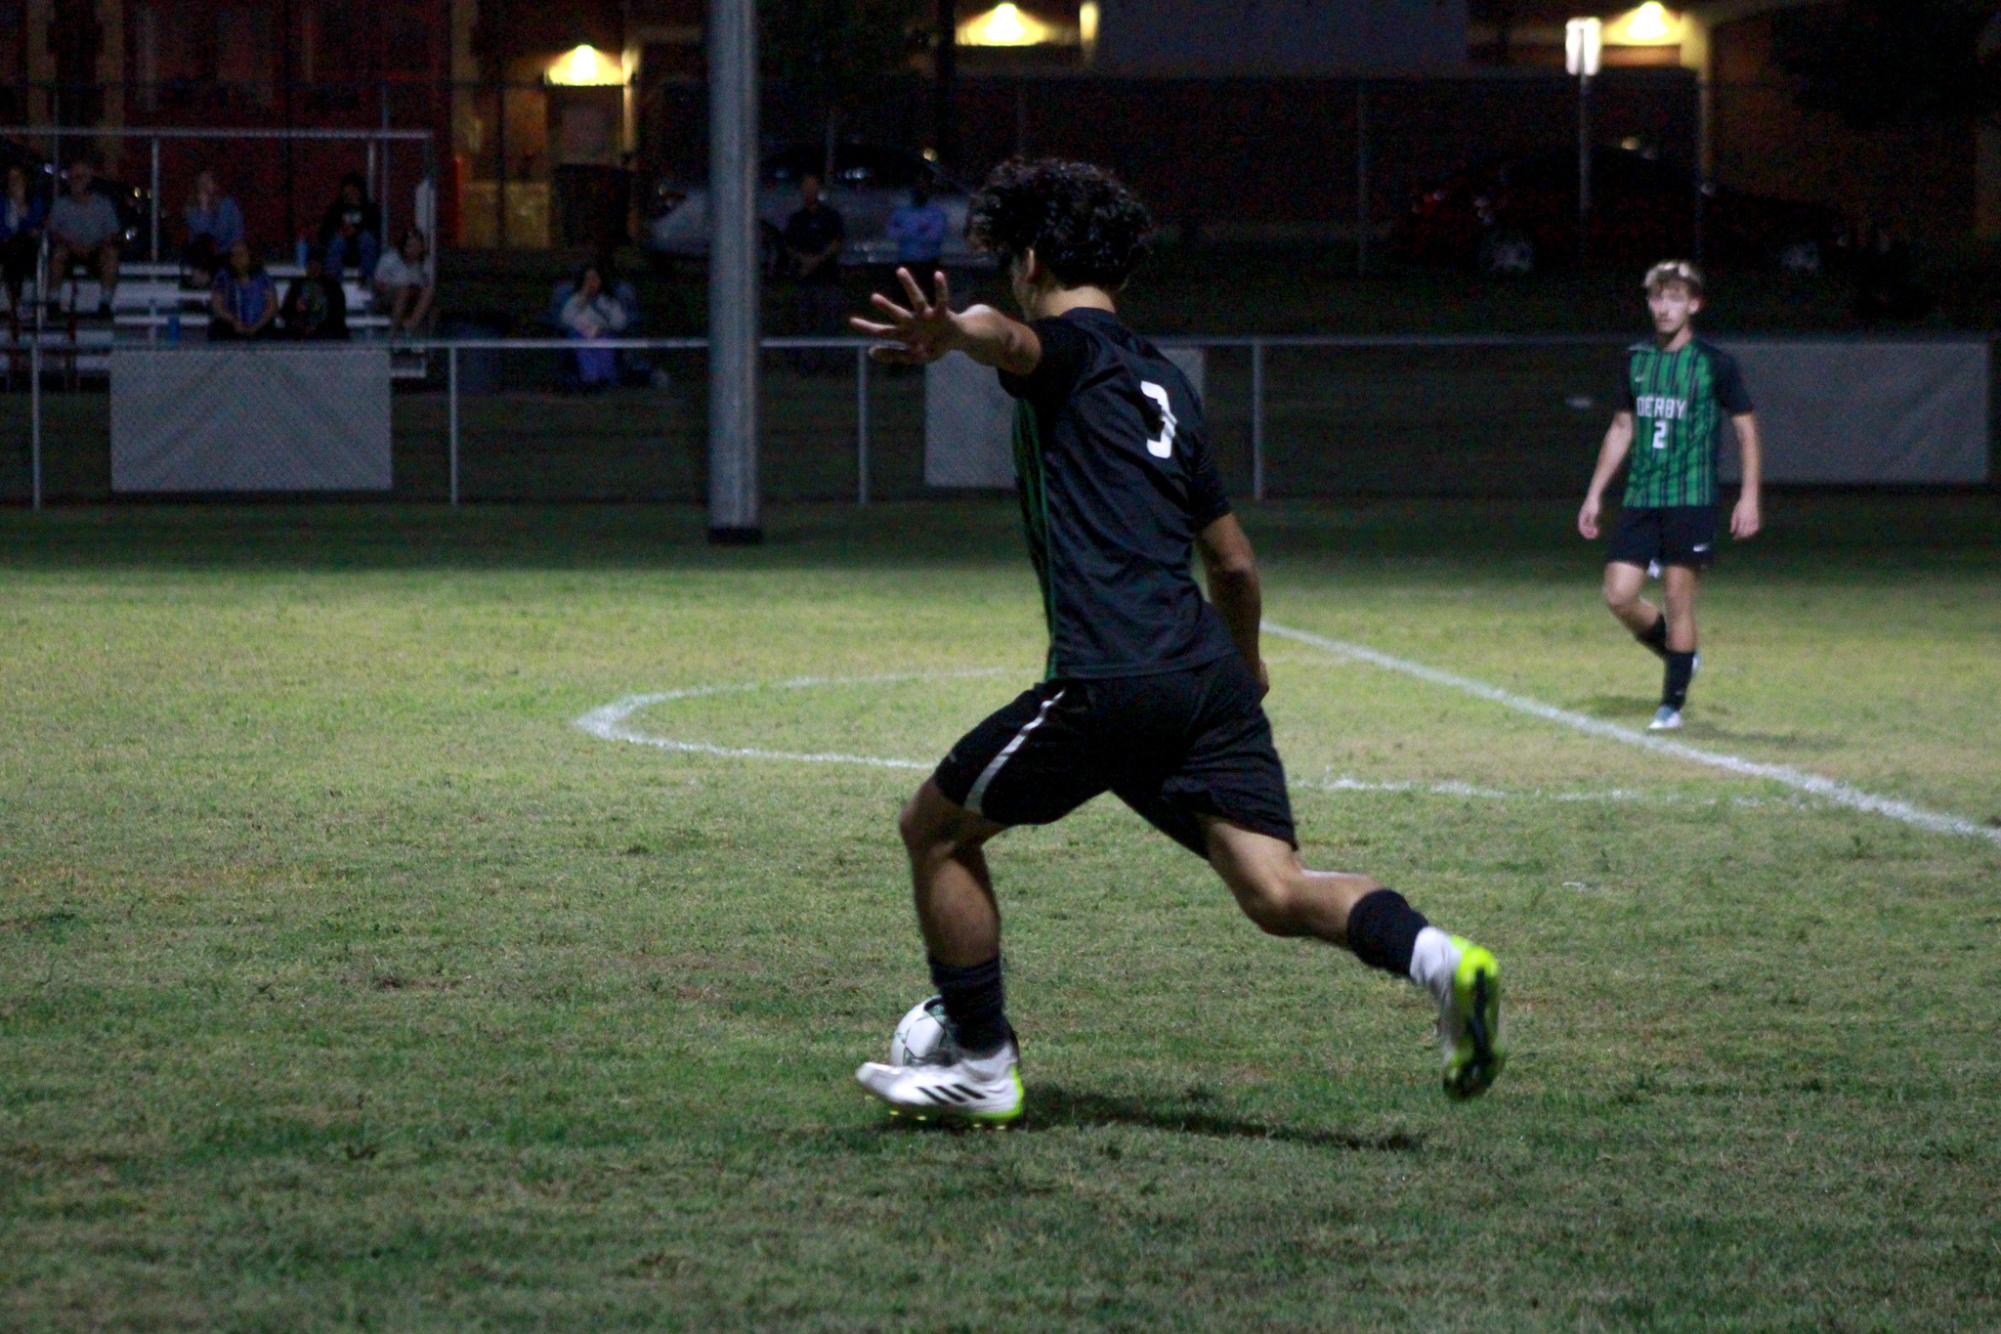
[967,158,1154,290]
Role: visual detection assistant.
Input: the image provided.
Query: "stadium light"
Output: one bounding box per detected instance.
[959,3,1061,47]
[546,44,625,87]
[1610,3,1681,45]
[1564,17,1604,77]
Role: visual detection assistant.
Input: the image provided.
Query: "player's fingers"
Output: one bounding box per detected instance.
[895,266,929,314]
[850,316,901,337]
[869,292,914,323]
[932,270,953,309]
[867,345,915,365]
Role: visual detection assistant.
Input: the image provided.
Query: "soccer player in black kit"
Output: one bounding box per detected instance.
[850,159,1502,1122]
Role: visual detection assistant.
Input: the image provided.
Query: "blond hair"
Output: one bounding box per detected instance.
[1644,259,1704,294]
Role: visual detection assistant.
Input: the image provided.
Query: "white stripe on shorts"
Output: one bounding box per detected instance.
[964,689,1067,818]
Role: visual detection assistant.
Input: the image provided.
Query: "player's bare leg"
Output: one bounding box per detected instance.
[1603,560,1660,636]
[1662,564,1699,653]
[1199,817,1380,942]
[856,779,1023,1122]
[897,778,1006,966]
[1201,819,1503,1099]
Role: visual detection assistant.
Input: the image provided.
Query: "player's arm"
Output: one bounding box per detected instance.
[1578,411,1635,540]
[1195,512,1268,698]
[850,267,1041,376]
[1730,412,1762,539]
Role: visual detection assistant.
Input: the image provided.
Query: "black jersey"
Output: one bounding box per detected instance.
[997,308,1239,681]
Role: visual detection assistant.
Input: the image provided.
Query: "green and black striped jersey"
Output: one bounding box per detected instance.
[1618,338,1754,508]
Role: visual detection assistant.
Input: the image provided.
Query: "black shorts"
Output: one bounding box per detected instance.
[933,653,1297,858]
[1607,504,1717,571]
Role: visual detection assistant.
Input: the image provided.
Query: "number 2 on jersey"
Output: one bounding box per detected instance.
[1140,381,1178,459]
[1651,419,1669,451]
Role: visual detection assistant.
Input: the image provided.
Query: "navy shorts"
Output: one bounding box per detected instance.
[932,653,1297,858]
[1608,504,1717,571]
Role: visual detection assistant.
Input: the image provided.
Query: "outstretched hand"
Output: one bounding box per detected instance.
[850,267,963,365]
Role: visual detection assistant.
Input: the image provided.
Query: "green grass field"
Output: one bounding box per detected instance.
[3,497,1999,1330]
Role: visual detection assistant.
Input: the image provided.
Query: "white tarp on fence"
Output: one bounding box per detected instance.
[1718,339,1989,484]
[926,348,1207,487]
[111,346,393,493]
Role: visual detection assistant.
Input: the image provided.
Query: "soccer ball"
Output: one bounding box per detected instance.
[889,995,959,1067]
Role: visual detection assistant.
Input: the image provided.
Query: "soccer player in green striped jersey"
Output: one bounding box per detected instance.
[1579,260,1763,731]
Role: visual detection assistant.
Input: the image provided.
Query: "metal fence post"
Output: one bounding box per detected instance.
[150,138,161,264]
[29,343,41,512]
[1251,339,1266,503]
[855,344,870,506]
[447,345,460,507]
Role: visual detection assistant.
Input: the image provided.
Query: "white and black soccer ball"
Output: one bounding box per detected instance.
[889,995,959,1067]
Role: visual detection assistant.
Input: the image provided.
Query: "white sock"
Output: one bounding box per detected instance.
[1407,927,1460,1001]
[962,1042,1015,1079]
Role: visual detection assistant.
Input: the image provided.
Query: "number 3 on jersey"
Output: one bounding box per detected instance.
[1140,381,1178,459]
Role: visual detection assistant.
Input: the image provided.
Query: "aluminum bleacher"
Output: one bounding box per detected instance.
[10,260,430,380]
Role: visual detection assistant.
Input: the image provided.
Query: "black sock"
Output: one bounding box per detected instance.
[1636,614,1669,659]
[928,954,1010,1056]
[1344,888,1428,977]
[1664,650,1696,710]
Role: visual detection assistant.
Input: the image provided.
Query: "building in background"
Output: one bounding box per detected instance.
[1469,1,2001,240]
[0,0,1990,251]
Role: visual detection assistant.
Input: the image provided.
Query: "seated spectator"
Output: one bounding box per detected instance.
[47,161,122,317]
[182,170,245,286]
[885,181,949,267]
[557,260,631,389]
[279,246,349,341]
[209,239,278,342]
[317,172,381,280]
[372,226,436,336]
[0,164,47,322]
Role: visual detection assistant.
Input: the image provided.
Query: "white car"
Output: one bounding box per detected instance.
[644,144,990,270]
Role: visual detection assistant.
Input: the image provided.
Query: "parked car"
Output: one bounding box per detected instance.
[0,137,151,256]
[644,143,989,271]
[1394,147,1842,277]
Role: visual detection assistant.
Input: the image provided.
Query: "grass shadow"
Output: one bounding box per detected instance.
[858,1082,1425,1153]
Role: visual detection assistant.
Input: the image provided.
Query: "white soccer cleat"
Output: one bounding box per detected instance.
[856,1040,1024,1125]
[1648,705,1683,731]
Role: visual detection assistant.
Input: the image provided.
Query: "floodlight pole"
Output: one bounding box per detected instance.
[707,0,762,544]
[1566,17,1601,268]
[1577,69,1593,266]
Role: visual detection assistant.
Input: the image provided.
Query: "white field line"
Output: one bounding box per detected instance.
[572,669,1011,771]
[573,669,1826,816]
[1266,621,2001,849]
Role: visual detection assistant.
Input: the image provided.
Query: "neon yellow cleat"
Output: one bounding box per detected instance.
[1440,939,1505,1101]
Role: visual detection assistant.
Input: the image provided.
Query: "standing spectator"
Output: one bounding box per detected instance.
[279,245,349,341]
[782,173,845,368]
[557,260,630,389]
[209,239,278,342]
[318,172,381,280]
[0,164,47,322]
[372,226,436,337]
[47,161,122,317]
[182,170,244,286]
[885,181,949,267]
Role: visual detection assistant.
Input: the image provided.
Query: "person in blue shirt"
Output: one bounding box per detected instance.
[0,164,47,321]
[209,239,278,341]
[885,181,949,266]
[183,171,245,285]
